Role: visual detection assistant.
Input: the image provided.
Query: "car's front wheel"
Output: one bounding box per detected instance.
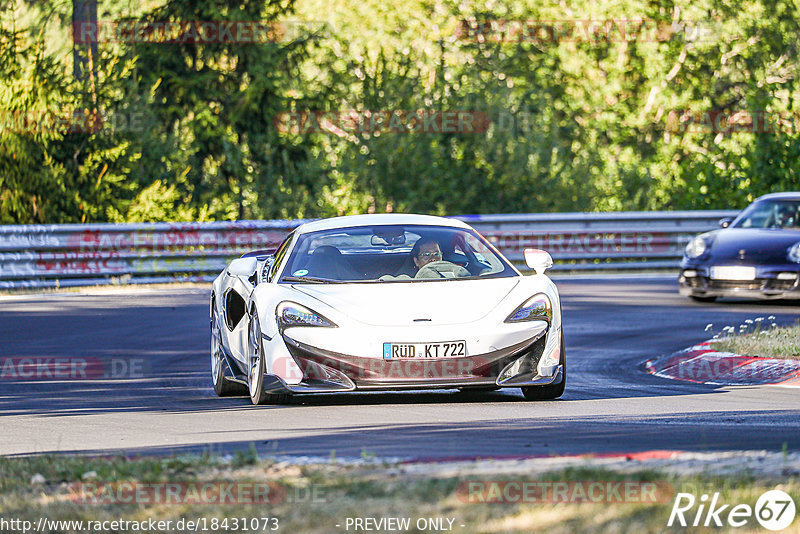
[247,307,291,405]
[521,332,566,401]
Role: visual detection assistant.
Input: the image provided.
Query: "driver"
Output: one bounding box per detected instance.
[775,204,798,228]
[411,238,470,279]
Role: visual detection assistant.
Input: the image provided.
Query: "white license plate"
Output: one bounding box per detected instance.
[382,341,466,360]
[710,266,757,280]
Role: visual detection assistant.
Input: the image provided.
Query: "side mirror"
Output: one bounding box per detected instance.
[719,217,734,228]
[524,248,553,275]
[227,257,258,277]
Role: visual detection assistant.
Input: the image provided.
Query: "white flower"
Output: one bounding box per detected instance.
[745,319,753,324]
[755,317,764,322]
[705,324,713,331]
[768,315,776,320]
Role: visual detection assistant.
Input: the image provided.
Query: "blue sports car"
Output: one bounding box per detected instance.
[679,192,800,301]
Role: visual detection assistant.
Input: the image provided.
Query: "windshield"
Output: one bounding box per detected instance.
[733,200,800,229]
[278,224,517,283]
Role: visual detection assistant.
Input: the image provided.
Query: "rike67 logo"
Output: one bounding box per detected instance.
[668,489,796,531]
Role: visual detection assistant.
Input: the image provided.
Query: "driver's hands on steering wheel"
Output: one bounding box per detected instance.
[415,260,470,279]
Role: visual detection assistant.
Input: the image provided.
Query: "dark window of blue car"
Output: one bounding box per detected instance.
[734,200,800,229]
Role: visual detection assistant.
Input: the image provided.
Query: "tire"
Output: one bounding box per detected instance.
[690,295,717,303]
[211,308,247,397]
[247,308,291,405]
[521,331,566,401]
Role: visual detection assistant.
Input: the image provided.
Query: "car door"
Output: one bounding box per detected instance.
[221,259,259,365]
[225,233,296,364]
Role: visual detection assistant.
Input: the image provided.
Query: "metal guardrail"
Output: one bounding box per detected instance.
[463,210,738,270]
[0,210,738,289]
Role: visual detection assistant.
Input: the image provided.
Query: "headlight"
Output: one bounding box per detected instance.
[505,293,552,323]
[684,236,708,259]
[277,302,337,329]
[788,242,800,263]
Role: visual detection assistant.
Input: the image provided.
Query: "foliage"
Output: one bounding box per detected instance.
[1,0,800,223]
[710,317,800,359]
[106,179,210,222]
[0,5,135,223]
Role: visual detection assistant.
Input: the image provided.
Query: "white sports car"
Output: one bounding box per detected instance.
[210,214,565,404]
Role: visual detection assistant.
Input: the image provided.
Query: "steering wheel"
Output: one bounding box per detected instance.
[415,261,470,279]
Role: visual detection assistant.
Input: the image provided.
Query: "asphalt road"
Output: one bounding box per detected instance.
[1,277,798,459]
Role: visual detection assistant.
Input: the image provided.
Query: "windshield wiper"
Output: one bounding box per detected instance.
[281,276,342,284]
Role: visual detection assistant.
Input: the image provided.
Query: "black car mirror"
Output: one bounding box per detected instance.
[371,227,406,246]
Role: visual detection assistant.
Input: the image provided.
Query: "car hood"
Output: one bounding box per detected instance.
[291,277,521,326]
[707,228,800,264]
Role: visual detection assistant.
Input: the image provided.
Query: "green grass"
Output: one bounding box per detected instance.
[712,320,800,359]
[1,454,798,533]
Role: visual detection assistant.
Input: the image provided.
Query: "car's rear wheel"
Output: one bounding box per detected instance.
[690,295,717,303]
[211,307,247,397]
[521,332,566,401]
[247,307,291,405]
